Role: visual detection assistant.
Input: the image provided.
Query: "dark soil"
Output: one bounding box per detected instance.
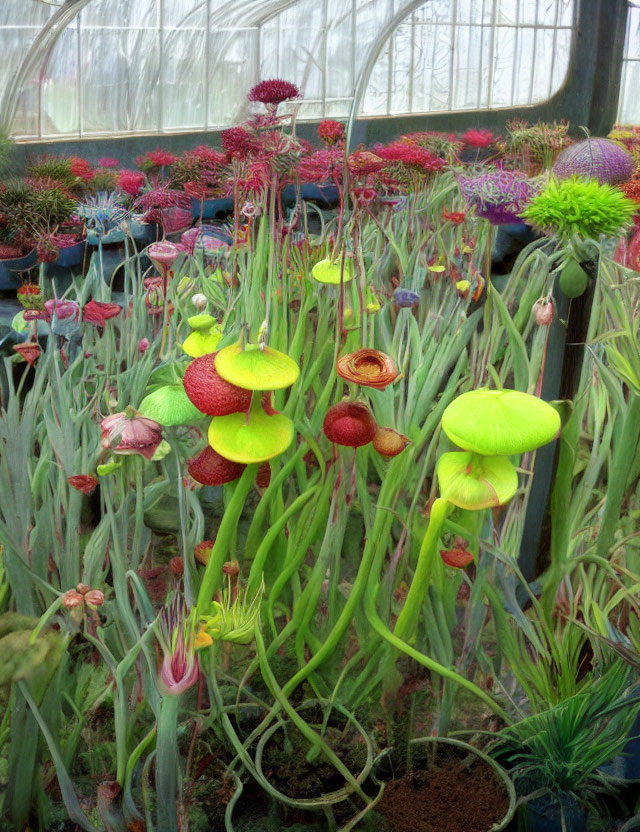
[376,757,509,832]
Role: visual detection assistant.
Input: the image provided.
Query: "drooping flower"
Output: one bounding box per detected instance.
[247,79,300,106]
[336,349,398,390]
[372,428,410,458]
[194,540,215,566]
[68,475,99,495]
[532,297,554,326]
[44,299,80,321]
[187,446,246,486]
[183,353,252,416]
[13,342,41,366]
[157,597,200,696]
[82,300,122,327]
[440,539,474,568]
[148,241,180,275]
[323,401,378,448]
[100,408,163,460]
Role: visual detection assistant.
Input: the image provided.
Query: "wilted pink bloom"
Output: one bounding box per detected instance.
[68,474,99,495]
[157,597,199,696]
[100,409,163,460]
[13,342,41,366]
[45,299,80,321]
[83,300,122,327]
[138,337,150,354]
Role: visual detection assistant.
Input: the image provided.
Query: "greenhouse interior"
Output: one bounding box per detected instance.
[2,0,640,830]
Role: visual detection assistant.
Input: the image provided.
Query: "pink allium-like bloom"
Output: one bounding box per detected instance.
[247,78,300,106]
[99,157,120,168]
[297,148,344,183]
[100,409,163,460]
[142,148,178,168]
[220,126,259,160]
[116,169,145,197]
[374,142,446,172]
[157,597,199,696]
[82,300,122,327]
[462,128,495,148]
[317,120,346,146]
[69,156,94,181]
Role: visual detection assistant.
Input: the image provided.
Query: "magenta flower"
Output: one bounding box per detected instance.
[247,79,300,106]
[116,169,145,197]
[99,157,120,168]
[157,597,199,696]
[44,299,80,321]
[100,408,163,460]
[148,241,180,275]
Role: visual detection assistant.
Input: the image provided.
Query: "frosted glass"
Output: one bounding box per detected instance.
[619,6,640,124]
[4,0,576,140]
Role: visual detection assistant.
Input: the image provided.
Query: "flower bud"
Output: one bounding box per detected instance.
[138,337,150,354]
[76,583,90,595]
[85,589,105,607]
[63,589,84,609]
[192,293,208,310]
[533,297,554,326]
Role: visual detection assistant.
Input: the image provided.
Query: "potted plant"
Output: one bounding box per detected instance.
[495,661,640,832]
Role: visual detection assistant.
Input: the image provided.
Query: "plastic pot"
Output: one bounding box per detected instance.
[54,240,85,267]
[0,250,38,289]
[372,736,516,832]
[519,791,587,832]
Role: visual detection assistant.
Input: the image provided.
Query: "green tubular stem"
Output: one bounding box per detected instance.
[596,392,640,558]
[392,497,451,643]
[247,484,319,593]
[364,590,510,724]
[123,727,156,821]
[155,694,181,832]
[255,628,370,805]
[196,464,258,615]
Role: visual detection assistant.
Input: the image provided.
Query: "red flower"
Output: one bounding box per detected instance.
[142,148,178,168]
[13,342,41,367]
[442,209,466,225]
[352,187,378,207]
[69,156,94,182]
[247,79,300,106]
[82,300,122,327]
[440,540,474,568]
[348,151,385,178]
[375,142,446,173]
[220,127,259,160]
[98,157,120,168]
[297,149,344,183]
[317,120,345,146]
[183,180,210,199]
[462,128,494,148]
[117,169,145,197]
[68,475,99,495]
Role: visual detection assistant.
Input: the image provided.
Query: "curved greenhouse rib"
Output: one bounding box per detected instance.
[0,0,92,133]
[346,0,432,145]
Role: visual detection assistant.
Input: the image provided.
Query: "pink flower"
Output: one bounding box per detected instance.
[220,127,259,160]
[157,597,199,696]
[98,157,120,168]
[141,148,178,169]
[69,156,94,182]
[247,79,300,106]
[374,141,446,173]
[100,409,163,460]
[44,299,80,320]
[138,337,150,354]
[297,149,344,183]
[462,128,494,148]
[317,120,345,146]
[148,241,180,274]
[116,169,145,197]
[82,300,122,327]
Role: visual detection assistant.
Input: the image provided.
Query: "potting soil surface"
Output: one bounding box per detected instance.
[376,758,509,832]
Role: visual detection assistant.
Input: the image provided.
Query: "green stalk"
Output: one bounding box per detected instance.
[155,694,181,832]
[196,464,257,615]
[596,392,640,557]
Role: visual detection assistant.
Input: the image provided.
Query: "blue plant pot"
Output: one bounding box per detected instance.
[86,227,126,245]
[520,793,586,832]
[281,183,340,207]
[55,240,86,267]
[191,197,234,220]
[0,250,38,289]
